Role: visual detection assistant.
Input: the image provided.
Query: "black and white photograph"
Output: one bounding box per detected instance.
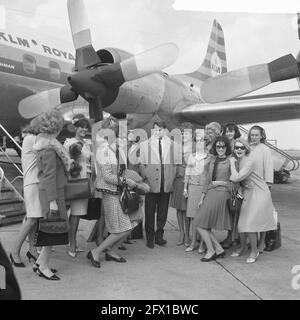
[0,0,300,303]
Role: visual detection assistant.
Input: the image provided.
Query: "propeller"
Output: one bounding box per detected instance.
[68,0,101,70]
[18,0,178,120]
[201,54,300,103]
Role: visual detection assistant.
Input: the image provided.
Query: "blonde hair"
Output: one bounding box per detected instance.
[205,122,222,135]
[234,138,251,155]
[33,110,64,135]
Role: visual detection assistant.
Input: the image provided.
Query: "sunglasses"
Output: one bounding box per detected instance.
[234,145,246,150]
[216,145,226,149]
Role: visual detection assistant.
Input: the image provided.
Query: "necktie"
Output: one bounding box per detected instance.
[159,138,165,192]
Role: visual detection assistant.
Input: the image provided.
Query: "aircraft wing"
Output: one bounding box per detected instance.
[179,90,300,125]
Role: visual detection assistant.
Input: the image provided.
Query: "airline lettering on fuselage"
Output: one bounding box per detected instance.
[0,32,29,47]
[0,32,75,61]
[42,45,75,61]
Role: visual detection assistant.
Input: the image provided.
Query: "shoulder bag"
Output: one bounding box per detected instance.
[65,178,91,201]
[227,182,243,214]
[34,210,69,247]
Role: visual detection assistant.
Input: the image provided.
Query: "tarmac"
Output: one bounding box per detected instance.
[1,164,300,300]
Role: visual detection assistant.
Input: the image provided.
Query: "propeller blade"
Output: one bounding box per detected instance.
[18,85,78,119]
[120,43,179,81]
[89,96,103,122]
[201,54,300,103]
[67,0,101,70]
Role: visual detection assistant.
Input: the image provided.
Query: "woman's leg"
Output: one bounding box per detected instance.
[36,246,54,277]
[208,230,224,255]
[232,232,247,255]
[197,227,215,259]
[176,210,185,245]
[69,215,80,253]
[96,214,105,246]
[28,222,38,256]
[184,215,191,246]
[258,232,266,252]
[11,218,38,262]
[91,229,132,260]
[248,232,259,258]
[109,231,131,258]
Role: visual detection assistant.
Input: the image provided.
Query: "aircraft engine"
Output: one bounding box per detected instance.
[97,48,133,64]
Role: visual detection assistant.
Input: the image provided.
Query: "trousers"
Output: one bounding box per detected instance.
[144,192,170,243]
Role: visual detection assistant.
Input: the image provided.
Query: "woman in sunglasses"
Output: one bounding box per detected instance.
[193,136,232,262]
[229,138,276,263]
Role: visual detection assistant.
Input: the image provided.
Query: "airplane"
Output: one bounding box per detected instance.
[1,0,300,146]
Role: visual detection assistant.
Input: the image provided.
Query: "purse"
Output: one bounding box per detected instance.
[65,178,91,201]
[119,180,140,215]
[34,210,69,247]
[227,182,243,214]
[265,222,281,251]
[81,198,102,220]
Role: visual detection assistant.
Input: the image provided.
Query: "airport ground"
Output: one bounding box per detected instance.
[0,153,300,300]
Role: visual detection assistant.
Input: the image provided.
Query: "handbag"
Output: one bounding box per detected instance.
[265,222,281,251]
[65,178,91,201]
[34,210,69,247]
[227,182,243,214]
[116,148,140,215]
[119,180,140,215]
[81,198,102,220]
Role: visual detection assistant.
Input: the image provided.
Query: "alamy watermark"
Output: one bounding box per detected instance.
[291,265,300,290]
[93,120,206,170]
[0,265,6,290]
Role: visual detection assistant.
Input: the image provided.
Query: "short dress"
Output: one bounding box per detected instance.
[21,134,43,218]
[170,164,187,211]
[185,153,210,218]
[99,162,142,234]
[193,156,231,230]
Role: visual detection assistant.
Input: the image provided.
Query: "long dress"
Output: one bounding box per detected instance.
[250,143,273,183]
[230,155,276,233]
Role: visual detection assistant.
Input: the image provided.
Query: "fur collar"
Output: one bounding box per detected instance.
[33,134,73,171]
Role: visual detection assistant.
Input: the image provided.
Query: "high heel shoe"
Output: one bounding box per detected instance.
[87,251,101,268]
[9,253,25,268]
[215,250,226,259]
[36,268,60,280]
[185,245,196,252]
[105,253,126,263]
[33,263,57,274]
[201,253,217,262]
[246,252,259,264]
[26,251,38,262]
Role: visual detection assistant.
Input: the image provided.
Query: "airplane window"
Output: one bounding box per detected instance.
[49,61,61,81]
[23,54,36,74]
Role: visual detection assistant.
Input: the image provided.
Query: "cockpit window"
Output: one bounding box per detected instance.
[49,61,61,81]
[23,54,36,74]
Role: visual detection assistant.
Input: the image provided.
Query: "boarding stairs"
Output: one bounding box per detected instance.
[238,126,300,183]
[0,124,25,227]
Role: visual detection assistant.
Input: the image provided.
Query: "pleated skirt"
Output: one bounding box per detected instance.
[193,188,231,231]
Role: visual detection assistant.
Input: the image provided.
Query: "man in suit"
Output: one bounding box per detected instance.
[139,120,176,248]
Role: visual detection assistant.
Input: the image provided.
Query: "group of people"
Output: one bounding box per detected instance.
[7,110,277,283]
[169,122,276,263]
